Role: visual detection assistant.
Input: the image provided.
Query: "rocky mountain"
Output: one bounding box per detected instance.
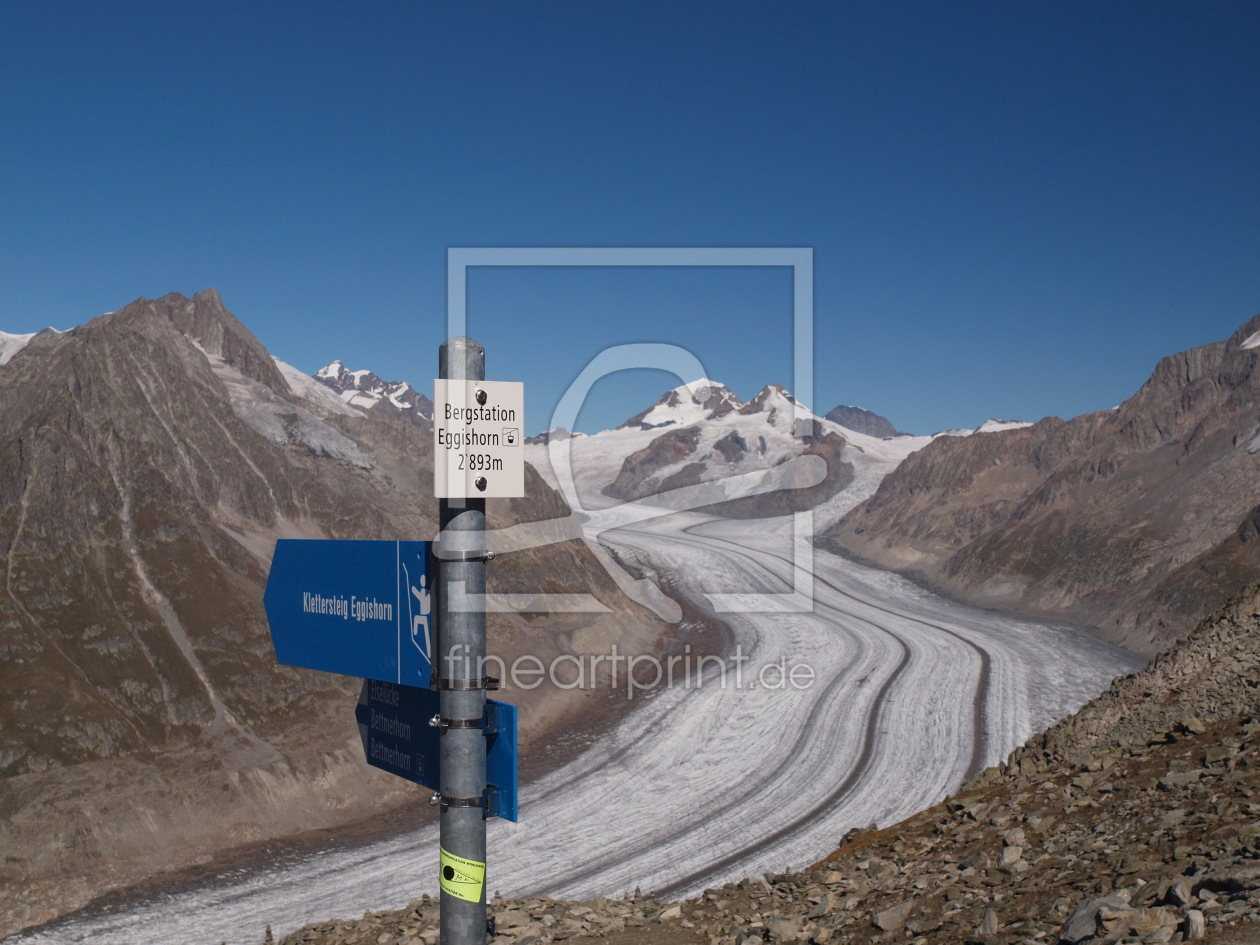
[313,360,434,423]
[824,404,902,439]
[823,314,1260,655]
[0,290,663,937]
[277,580,1260,945]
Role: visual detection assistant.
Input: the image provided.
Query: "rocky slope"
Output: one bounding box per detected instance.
[0,291,664,936]
[823,314,1260,654]
[274,581,1260,945]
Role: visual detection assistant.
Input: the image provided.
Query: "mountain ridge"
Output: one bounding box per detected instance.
[822,313,1260,655]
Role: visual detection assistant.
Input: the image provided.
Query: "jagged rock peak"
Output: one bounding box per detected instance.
[112,289,290,394]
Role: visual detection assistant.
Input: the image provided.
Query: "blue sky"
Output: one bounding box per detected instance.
[2,1,1257,435]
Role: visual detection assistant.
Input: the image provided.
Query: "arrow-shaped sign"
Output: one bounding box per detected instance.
[356,680,518,821]
[264,539,434,688]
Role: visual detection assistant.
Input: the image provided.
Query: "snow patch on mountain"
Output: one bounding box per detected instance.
[0,328,64,366]
[1241,329,1260,350]
[191,344,371,467]
[273,358,363,417]
[0,331,36,366]
[974,418,1033,434]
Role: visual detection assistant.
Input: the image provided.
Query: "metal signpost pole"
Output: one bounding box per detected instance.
[437,337,488,945]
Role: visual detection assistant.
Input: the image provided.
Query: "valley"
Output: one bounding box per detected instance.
[2,293,1255,945]
[10,501,1139,945]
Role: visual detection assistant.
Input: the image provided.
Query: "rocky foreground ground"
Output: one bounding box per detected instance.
[273,584,1260,945]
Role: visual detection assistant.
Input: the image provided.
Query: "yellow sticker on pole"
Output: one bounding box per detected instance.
[439,847,486,902]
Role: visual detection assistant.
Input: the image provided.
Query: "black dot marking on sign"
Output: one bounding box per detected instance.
[443,865,455,881]
[475,389,488,406]
[475,477,487,492]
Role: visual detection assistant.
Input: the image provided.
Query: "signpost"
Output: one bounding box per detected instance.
[434,337,498,945]
[261,335,523,945]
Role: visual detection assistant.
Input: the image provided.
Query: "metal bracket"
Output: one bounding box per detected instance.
[482,785,500,821]
[438,676,500,691]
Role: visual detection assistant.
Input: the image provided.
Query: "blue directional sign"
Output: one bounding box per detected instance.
[357,679,441,785]
[356,680,518,822]
[264,540,435,689]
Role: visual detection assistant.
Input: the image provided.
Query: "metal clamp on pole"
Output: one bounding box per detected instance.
[433,545,496,563]
[434,716,486,730]
[439,794,486,812]
[430,700,503,731]
[438,676,500,691]
[435,789,499,820]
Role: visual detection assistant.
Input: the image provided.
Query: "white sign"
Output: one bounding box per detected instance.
[433,379,525,498]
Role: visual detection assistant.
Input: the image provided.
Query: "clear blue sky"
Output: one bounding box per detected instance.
[2,1,1257,435]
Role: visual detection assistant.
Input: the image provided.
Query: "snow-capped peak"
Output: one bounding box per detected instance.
[740,383,799,413]
[619,377,744,430]
[314,360,347,380]
[312,360,433,421]
[736,384,827,438]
